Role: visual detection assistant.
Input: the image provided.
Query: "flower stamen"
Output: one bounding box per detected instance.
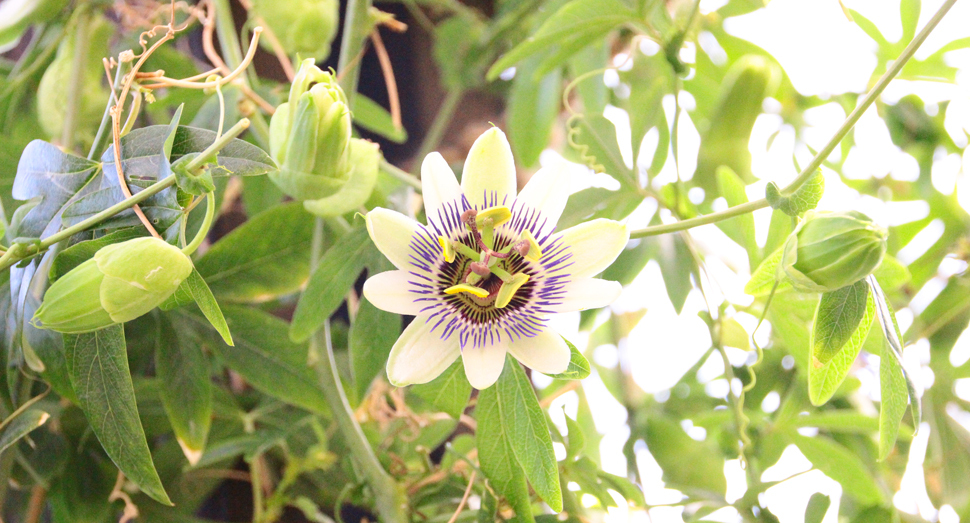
[495,273,530,309]
[445,283,490,298]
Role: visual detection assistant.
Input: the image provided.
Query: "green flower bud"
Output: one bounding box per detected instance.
[269,59,352,200]
[250,0,338,60]
[36,14,112,148]
[781,211,888,293]
[33,238,193,333]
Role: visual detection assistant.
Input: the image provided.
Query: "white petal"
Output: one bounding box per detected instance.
[557,219,629,279]
[461,341,508,389]
[362,271,425,316]
[461,128,517,209]
[420,152,463,234]
[366,208,427,271]
[386,316,460,386]
[507,329,571,375]
[545,278,622,313]
[515,167,571,236]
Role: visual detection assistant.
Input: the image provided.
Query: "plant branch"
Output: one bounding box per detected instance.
[61,9,90,151]
[336,0,374,106]
[629,0,958,240]
[380,159,423,191]
[0,119,250,271]
[307,218,408,523]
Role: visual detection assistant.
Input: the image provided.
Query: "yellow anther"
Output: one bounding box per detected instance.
[445,283,489,298]
[475,206,512,229]
[438,236,456,263]
[495,273,529,309]
[520,230,542,261]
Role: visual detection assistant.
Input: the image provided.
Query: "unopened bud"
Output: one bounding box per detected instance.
[781,211,887,292]
[33,238,193,333]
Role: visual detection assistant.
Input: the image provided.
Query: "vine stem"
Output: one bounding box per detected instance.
[0,119,250,272]
[628,0,958,240]
[307,218,408,523]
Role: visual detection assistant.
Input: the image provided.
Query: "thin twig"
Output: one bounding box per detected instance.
[370,30,402,132]
[446,471,477,523]
[107,472,140,523]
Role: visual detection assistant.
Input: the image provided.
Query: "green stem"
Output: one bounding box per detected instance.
[336,0,373,107]
[89,63,129,161]
[629,0,957,240]
[307,218,407,523]
[412,89,462,175]
[380,159,422,192]
[61,9,90,151]
[0,119,250,271]
[182,191,216,255]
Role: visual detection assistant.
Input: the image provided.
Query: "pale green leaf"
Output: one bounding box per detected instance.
[410,359,472,419]
[792,433,884,505]
[744,245,791,296]
[155,313,212,463]
[812,280,871,365]
[644,416,726,495]
[765,170,825,217]
[350,297,400,401]
[808,283,875,406]
[547,338,591,380]
[352,94,407,143]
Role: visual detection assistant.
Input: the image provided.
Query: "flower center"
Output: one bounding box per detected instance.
[435,206,542,311]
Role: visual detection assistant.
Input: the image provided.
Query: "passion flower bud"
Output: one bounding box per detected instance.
[781,211,887,293]
[269,59,352,200]
[33,238,193,333]
[250,0,338,60]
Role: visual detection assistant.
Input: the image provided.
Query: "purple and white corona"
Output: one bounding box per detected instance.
[364,128,629,389]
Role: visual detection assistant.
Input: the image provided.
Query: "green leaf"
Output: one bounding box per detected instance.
[119,124,276,178]
[804,493,831,523]
[487,0,637,81]
[11,140,100,238]
[477,363,535,522]
[812,280,871,366]
[557,186,643,231]
[567,114,635,187]
[808,282,875,406]
[745,245,790,296]
[597,471,646,507]
[507,53,562,168]
[643,416,726,496]
[619,51,671,166]
[64,325,173,505]
[410,358,472,419]
[154,313,212,464]
[870,277,919,459]
[49,228,146,282]
[195,202,314,302]
[792,433,884,505]
[479,356,563,512]
[290,226,375,342]
[765,170,825,217]
[563,411,586,460]
[350,297,400,400]
[352,94,407,143]
[654,233,694,314]
[872,255,911,292]
[0,408,49,455]
[720,317,750,351]
[182,269,233,346]
[546,338,590,380]
[187,305,329,413]
[715,166,760,269]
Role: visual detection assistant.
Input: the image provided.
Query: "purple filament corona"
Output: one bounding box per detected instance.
[406,191,573,349]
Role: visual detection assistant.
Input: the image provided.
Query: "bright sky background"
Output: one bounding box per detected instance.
[533,0,970,521]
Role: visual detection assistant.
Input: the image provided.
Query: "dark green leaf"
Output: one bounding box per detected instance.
[476,359,535,523]
[290,226,375,342]
[0,408,48,455]
[64,325,172,505]
[765,170,825,217]
[186,306,328,413]
[161,269,233,346]
[350,297,400,400]
[155,313,212,464]
[558,186,643,231]
[195,202,315,302]
[546,338,590,380]
[11,140,100,238]
[172,154,216,196]
[411,358,472,419]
